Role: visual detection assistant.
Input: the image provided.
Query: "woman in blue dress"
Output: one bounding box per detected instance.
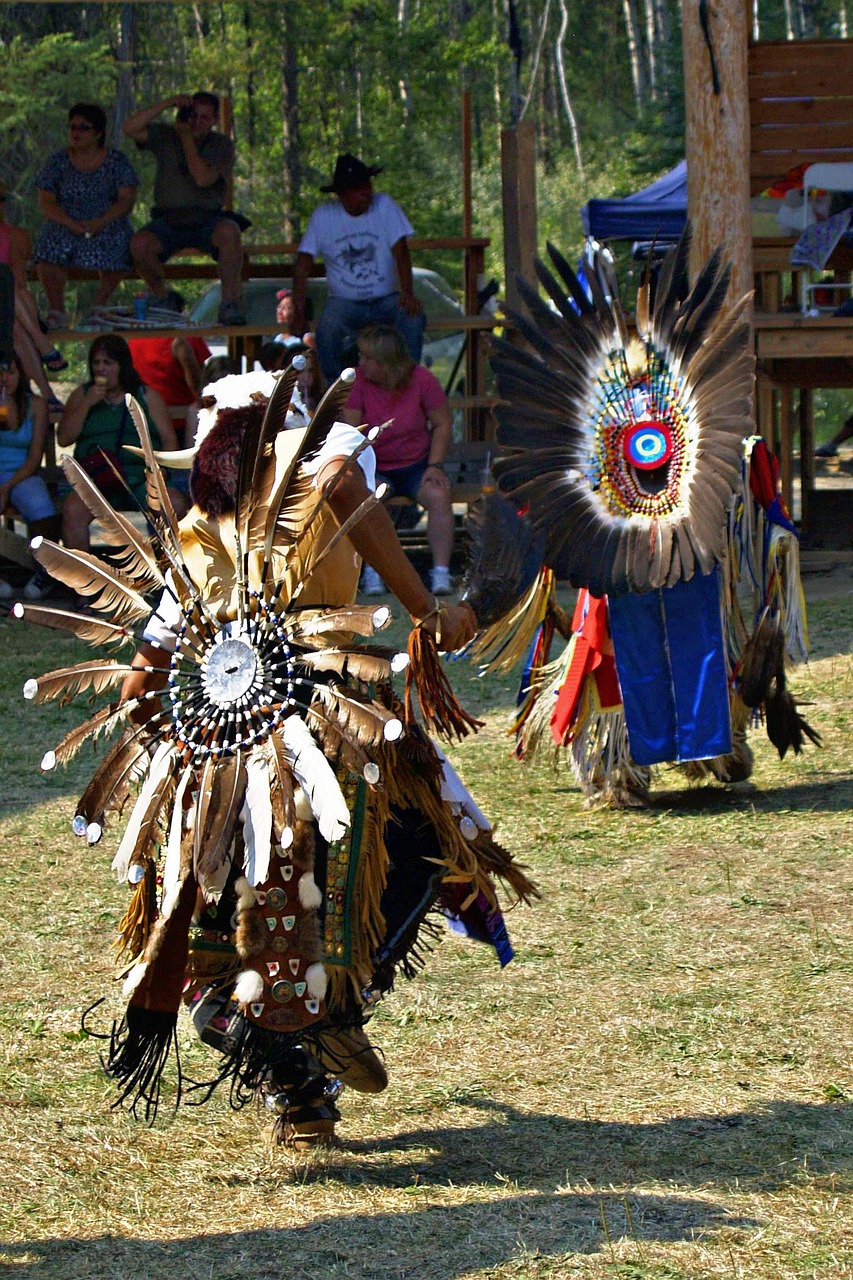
[0,355,61,600]
[34,103,138,330]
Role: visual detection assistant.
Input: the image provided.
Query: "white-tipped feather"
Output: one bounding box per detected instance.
[240,748,273,887]
[298,871,323,910]
[305,962,328,999]
[122,961,148,998]
[234,968,264,1006]
[160,881,182,921]
[111,742,175,882]
[162,766,192,904]
[281,715,350,842]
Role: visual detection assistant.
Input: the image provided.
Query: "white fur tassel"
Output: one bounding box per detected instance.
[240,748,272,887]
[298,871,323,910]
[122,961,148,998]
[111,741,176,882]
[234,969,264,1006]
[282,715,350,843]
[305,962,328,999]
[234,875,257,911]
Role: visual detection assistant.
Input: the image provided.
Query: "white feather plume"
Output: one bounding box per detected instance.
[111,741,175,882]
[240,748,273,887]
[281,715,350,843]
[122,961,148,998]
[162,766,193,904]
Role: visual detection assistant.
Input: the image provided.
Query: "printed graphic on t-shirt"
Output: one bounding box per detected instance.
[339,240,379,284]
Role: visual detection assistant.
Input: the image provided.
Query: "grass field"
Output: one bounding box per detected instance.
[0,587,850,1280]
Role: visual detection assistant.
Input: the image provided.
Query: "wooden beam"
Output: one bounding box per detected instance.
[500,121,537,314]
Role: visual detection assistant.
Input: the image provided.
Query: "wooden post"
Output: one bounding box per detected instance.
[500,120,537,314]
[682,0,753,308]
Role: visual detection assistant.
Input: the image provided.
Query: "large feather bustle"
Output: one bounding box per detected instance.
[111,742,177,882]
[281,714,350,843]
[192,753,247,901]
[31,539,151,623]
[60,455,165,591]
[12,602,136,649]
[24,660,133,706]
[241,747,273,887]
[491,228,755,597]
[125,395,182,549]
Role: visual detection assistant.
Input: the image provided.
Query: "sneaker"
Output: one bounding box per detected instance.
[218,300,247,325]
[23,567,52,600]
[430,566,453,596]
[0,578,13,600]
[815,441,839,458]
[150,289,185,314]
[361,566,385,596]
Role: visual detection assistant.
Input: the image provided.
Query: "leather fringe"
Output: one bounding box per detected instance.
[103,1005,182,1124]
[405,626,483,742]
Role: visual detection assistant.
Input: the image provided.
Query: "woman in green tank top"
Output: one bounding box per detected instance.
[58,334,185,551]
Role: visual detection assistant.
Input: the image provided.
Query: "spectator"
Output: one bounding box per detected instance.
[272,287,304,351]
[127,334,211,440]
[33,102,138,330]
[815,412,853,457]
[341,324,453,597]
[0,354,61,601]
[0,180,65,411]
[292,153,424,382]
[58,334,185,553]
[123,92,247,325]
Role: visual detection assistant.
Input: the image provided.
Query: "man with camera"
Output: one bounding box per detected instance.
[123,92,247,325]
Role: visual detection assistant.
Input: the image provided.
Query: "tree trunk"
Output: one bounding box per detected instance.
[621,0,648,111]
[643,0,657,99]
[398,0,413,124]
[682,0,753,308]
[520,0,551,120]
[243,4,256,152]
[554,0,583,172]
[279,5,300,240]
[113,4,137,145]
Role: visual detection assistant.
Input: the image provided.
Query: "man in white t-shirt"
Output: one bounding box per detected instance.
[292,153,426,382]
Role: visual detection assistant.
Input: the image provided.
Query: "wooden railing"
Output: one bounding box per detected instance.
[28,235,499,444]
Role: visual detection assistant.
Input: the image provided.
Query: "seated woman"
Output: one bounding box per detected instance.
[33,102,138,329]
[0,180,66,411]
[58,334,184,552]
[0,354,61,601]
[341,324,454,595]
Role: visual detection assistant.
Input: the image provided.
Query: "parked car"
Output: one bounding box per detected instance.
[189,268,466,391]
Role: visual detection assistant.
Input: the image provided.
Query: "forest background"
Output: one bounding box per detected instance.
[1,0,848,298]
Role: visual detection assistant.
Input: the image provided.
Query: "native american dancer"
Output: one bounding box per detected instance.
[16,368,536,1147]
[464,229,818,806]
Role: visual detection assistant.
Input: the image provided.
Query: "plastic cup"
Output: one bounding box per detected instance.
[133,293,149,321]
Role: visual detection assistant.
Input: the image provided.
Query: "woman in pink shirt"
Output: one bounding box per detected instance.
[342,324,454,595]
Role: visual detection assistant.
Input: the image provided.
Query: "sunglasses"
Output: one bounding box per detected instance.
[69,122,96,132]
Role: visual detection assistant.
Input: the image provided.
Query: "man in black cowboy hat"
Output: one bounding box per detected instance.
[292,153,424,382]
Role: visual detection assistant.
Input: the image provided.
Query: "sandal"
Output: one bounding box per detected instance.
[41,346,68,373]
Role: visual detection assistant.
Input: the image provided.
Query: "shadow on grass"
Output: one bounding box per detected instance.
[333,1097,852,1194]
[0,1189,756,1279]
[645,778,853,817]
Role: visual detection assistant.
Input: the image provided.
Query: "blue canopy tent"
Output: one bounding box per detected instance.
[582,161,687,242]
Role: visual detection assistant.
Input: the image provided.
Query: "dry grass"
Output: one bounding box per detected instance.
[0,591,851,1280]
